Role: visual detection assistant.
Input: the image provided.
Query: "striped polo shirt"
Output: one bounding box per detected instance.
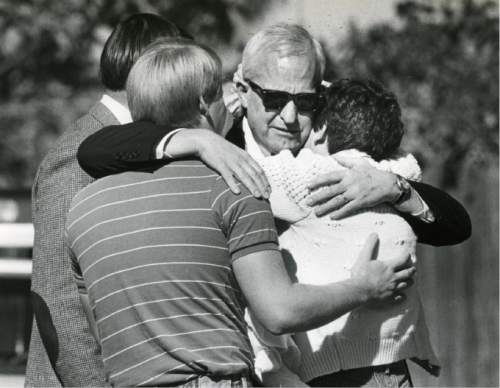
[66,159,279,386]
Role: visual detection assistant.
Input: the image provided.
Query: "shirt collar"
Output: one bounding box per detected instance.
[100,94,132,124]
[242,117,267,160]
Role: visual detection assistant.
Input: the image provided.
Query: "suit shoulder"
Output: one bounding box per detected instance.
[37,112,102,169]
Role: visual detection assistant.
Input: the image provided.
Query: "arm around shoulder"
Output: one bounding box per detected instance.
[77,121,173,178]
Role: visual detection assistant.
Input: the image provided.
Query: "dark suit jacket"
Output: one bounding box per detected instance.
[77,120,471,246]
[27,102,117,387]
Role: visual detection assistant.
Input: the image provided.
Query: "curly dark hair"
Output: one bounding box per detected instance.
[316,79,404,161]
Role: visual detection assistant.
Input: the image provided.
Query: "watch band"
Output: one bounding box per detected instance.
[393,174,412,205]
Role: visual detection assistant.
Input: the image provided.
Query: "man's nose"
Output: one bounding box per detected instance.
[279,99,298,125]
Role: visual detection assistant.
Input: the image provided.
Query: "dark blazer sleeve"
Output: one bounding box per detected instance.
[403,180,471,246]
[77,120,471,246]
[77,121,173,178]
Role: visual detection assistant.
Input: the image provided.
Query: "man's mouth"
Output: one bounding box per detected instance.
[272,127,300,137]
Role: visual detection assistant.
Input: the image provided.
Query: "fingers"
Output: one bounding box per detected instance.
[232,165,262,198]
[209,143,270,198]
[307,171,346,191]
[391,293,407,303]
[306,185,346,210]
[395,278,414,291]
[218,167,241,195]
[237,156,271,198]
[393,266,417,282]
[355,233,380,264]
[387,254,413,272]
[231,160,270,199]
[328,199,363,220]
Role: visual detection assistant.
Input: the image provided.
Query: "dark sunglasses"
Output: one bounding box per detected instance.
[245,78,323,113]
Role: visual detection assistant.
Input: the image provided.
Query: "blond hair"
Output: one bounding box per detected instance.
[127,37,222,127]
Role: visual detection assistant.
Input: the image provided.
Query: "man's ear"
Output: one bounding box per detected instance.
[199,96,209,116]
[234,80,250,109]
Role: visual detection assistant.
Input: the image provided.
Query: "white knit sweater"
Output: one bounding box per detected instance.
[248,148,440,384]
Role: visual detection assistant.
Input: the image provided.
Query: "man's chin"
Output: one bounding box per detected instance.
[270,139,302,155]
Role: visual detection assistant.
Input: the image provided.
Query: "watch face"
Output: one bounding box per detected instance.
[394,175,411,205]
[400,176,411,191]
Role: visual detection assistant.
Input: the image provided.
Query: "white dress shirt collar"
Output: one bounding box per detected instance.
[242,117,268,160]
[100,94,132,124]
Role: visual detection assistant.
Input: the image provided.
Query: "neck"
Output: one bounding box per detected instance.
[258,142,272,157]
[197,115,214,131]
[105,90,128,108]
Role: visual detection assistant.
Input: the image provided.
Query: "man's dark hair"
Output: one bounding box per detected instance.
[316,79,404,161]
[100,13,188,91]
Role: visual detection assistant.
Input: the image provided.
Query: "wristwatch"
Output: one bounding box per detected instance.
[393,174,412,205]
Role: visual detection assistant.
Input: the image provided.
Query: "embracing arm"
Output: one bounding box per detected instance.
[77,121,170,178]
[307,164,471,247]
[233,234,415,335]
[77,121,270,197]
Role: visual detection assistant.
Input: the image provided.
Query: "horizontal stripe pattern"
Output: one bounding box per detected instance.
[66,159,278,386]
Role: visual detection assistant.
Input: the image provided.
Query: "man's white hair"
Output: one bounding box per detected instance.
[242,23,325,88]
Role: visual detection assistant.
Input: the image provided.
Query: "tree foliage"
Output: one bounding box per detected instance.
[0,0,270,189]
[328,0,498,187]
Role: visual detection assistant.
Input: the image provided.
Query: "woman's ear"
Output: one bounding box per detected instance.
[307,123,330,155]
[312,123,328,145]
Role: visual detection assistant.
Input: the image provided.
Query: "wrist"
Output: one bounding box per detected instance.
[191,129,212,158]
[390,174,411,205]
[349,276,372,304]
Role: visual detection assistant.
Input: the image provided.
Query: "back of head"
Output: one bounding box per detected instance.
[317,79,404,161]
[100,13,185,91]
[126,38,222,128]
[241,23,325,88]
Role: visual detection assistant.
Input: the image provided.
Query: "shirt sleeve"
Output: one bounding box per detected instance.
[155,128,185,159]
[210,177,279,261]
[408,192,435,222]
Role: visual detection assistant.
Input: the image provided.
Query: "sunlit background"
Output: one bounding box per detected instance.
[0,0,497,386]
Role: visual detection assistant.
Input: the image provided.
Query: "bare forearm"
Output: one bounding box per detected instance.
[164,128,270,197]
[271,279,369,334]
[162,128,205,158]
[236,238,415,337]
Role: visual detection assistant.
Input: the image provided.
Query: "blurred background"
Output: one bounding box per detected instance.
[0,0,497,386]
